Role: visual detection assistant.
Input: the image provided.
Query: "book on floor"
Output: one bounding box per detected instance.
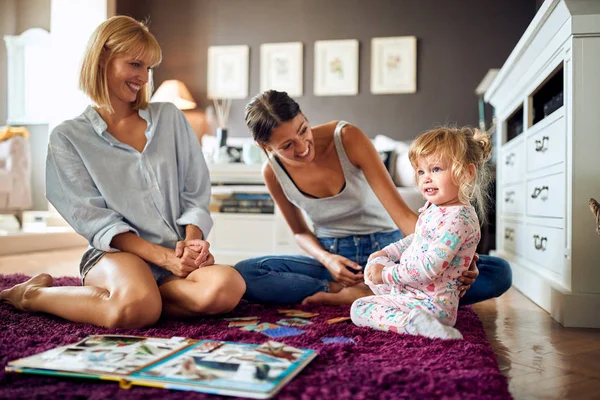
[6,334,317,399]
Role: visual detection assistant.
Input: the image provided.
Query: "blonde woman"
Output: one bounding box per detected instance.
[0,16,245,328]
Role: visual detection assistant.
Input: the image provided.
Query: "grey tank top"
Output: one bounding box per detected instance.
[269,120,397,238]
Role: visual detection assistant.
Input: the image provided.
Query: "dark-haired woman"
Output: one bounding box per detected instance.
[234,90,511,306]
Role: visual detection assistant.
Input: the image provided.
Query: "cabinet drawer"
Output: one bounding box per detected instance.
[502,221,526,256]
[501,145,525,184]
[526,173,565,218]
[501,183,525,215]
[525,224,564,274]
[527,116,565,172]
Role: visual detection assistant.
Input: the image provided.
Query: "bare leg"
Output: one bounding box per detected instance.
[159,264,246,318]
[301,282,373,306]
[0,253,162,329]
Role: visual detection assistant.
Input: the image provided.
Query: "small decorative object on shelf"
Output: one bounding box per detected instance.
[213,98,231,148]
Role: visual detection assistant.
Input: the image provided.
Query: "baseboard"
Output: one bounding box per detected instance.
[0,229,87,256]
[501,251,600,328]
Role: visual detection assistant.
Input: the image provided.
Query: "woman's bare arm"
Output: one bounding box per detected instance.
[342,124,418,236]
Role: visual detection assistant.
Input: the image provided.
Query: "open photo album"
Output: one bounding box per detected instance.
[6,335,317,399]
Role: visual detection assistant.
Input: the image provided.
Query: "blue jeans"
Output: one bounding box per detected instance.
[234,230,512,305]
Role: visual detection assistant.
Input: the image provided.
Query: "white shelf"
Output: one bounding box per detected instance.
[209,163,263,184]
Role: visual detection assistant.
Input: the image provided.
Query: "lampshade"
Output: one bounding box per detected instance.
[151,79,197,110]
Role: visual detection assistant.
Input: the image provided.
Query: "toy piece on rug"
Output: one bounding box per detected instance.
[326,316,351,324]
[228,319,260,328]
[277,318,313,327]
[322,337,356,345]
[224,316,261,321]
[278,310,319,318]
[261,327,306,338]
[243,323,280,332]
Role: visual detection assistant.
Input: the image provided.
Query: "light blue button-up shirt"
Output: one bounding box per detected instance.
[46,102,213,252]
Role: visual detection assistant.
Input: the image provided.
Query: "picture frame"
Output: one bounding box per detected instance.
[314,39,359,96]
[260,42,303,97]
[207,45,249,99]
[370,36,417,94]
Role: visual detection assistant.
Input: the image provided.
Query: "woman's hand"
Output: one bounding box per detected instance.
[322,254,364,287]
[458,254,480,297]
[366,263,385,285]
[160,251,199,278]
[175,239,212,267]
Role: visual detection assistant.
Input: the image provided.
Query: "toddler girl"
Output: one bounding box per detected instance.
[350,127,492,339]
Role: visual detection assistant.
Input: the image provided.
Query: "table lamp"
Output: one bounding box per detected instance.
[151,79,197,110]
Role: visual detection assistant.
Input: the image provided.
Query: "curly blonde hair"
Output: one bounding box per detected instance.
[79,16,162,113]
[408,126,492,222]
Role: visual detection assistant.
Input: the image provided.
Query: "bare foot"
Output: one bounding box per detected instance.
[0,273,54,311]
[301,283,373,306]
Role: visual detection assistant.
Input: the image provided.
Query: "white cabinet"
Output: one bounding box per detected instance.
[485,0,600,327]
[206,164,304,265]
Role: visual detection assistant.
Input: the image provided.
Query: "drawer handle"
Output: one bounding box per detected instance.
[505,153,516,166]
[533,234,548,251]
[505,191,515,203]
[504,228,515,241]
[531,186,549,199]
[535,136,549,152]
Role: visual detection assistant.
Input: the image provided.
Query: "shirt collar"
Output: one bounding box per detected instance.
[418,200,434,213]
[83,105,153,138]
[83,106,107,137]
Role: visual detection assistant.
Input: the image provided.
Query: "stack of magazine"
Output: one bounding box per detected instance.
[6,335,317,399]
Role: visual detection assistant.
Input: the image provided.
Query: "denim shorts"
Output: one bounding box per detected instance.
[79,248,173,285]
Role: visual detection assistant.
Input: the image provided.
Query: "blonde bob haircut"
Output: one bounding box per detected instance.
[79,15,162,113]
[408,126,493,222]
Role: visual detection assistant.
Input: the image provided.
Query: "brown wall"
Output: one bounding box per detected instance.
[118,0,537,140]
[15,0,51,33]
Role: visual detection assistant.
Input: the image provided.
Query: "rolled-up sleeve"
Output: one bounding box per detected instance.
[46,132,138,251]
[174,108,213,238]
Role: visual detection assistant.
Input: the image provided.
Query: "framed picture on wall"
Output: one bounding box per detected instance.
[314,39,359,96]
[207,45,249,99]
[260,42,303,97]
[370,36,417,94]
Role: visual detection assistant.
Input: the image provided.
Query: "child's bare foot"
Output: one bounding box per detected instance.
[0,273,53,311]
[301,283,373,306]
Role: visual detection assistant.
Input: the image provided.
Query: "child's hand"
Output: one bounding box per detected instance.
[367,263,385,285]
[367,249,388,263]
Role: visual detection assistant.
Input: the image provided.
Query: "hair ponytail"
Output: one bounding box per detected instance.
[473,129,492,164]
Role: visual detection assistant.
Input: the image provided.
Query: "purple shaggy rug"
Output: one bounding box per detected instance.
[0,274,510,399]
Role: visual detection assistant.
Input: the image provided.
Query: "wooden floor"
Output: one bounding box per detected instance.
[1,248,600,399]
